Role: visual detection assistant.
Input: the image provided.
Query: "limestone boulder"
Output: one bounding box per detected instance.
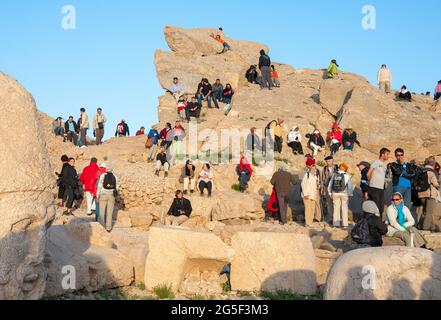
[319,79,355,116]
[315,250,341,287]
[230,232,317,295]
[144,227,233,294]
[0,73,56,300]
[324,247,441,300]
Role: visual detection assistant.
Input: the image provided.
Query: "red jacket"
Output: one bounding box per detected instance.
[80,163,100,196]
[327,130,343,144]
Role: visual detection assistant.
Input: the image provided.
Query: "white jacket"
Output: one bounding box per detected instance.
[377,68,392,84]
[288,131,302,143]
[301,172,320,202]
[386,205,415,237]
[327,171,354,197]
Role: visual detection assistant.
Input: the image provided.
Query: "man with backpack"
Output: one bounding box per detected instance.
[80,157,101,216]
[115,120,130,137]
[327,163,353,229]
[321,156,338,223]
[97,163,119,232]
[259,49,273,90]
[367,148,391,216]
[146,126,160,162]
[416,158,440,231]
[351,201,388,248]
[389,148,416,209]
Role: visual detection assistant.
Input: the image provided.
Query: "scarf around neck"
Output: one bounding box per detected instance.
[395,203,407,228]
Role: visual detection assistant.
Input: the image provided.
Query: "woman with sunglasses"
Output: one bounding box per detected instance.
[386,192,427,248]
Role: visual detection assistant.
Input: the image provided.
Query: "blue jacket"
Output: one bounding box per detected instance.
[148,129,160,145]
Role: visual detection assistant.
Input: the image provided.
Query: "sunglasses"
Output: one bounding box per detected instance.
[392,198,402,202]
[396,154,404,157]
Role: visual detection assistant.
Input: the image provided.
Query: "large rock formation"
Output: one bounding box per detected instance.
[324,247,441,300]
[0,73,55,300]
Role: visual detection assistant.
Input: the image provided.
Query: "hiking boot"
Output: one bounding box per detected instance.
[155,170,159,177]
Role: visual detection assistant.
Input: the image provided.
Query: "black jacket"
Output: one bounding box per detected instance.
[156,152,168,166]
[360,167,370,194]
[168,198,192,217]
[115,122,130,137]
[307,134,325,148]
[64,120,79,134]
[259,54,271,69]
[365,213,388,247]
[342,130,358,146]
[61,164,79,188]
[389,162,417,187]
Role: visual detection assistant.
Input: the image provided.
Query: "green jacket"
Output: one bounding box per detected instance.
[327,63,339,77]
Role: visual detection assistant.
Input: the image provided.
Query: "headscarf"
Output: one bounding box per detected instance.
[238,156,253,176]
[393,192,407,228]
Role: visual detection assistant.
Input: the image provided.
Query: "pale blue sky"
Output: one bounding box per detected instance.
[0,0,439,139]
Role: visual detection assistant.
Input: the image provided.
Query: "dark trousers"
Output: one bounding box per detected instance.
[95,128,104,145]
[260,66,273,89]
[80,128,88,146]
[199,181,213,195]
[277,191,291,224]
[197,94,212,108]
[419,198,437,231]
[275,136,283,153]
[435,92,441,100]
[64,186,75,209]
[212,91,222,108]
[288,141,304,155]
[66,131,78,146]
[330,143,341,155]
[368,187,385,215]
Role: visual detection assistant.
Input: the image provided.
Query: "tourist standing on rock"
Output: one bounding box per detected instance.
[328,163,354,229]
[434,80,441,100]
[398,86,412,102]
[172,122,186,165]
[80,157,100,216]
[301,166,321,227]
[327,59,339,79]
[266,118,284,154]
[186,96,201,120]
[93,108,107,145]
[160,122,174,161]
[56,155,70,207]
[271,65,280,88]
[416,157,440,231]
[389,148,416,209]
[327,123,343,156]
[52,117,65,138]
[321,156,338,223]
[169,77,185,100]
[287,126,304,155]
[386,192,427,248]
[368,148,391,215]
[166,190,192,226]
[146,126,160,162]
[79,108,90,147]
[199,163,214,197]
[180,160,196,195]
[357,161,371,201]
[196,78,213,109]
[245,65,259,84]
[136,127,145,136]
[236,156,253,192]
[115,120,130,137]
[342,126,359,151]
[211,79,224,109]
[62,157,80,216]
[307,129,326,157]
[155,147,170,178]
[97,163,119,232]
[259,49,273,90]
[351,201,388,248]
[222,84,235,115]
[64,116,79,146]
[377,64,392,94]
[271,163,295,225]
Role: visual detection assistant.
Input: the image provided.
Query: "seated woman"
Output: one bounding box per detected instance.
[180,160,196,195]
[398,86,412,102]
[198,163,214,197]
[236,156,253,192]
[306,129,326,157]
[166,190,192,226]
[222,84,235,115]
[176,95,188,120]
[386,192,427,248]
[245,65,258,84]
[327,124,343,156]
[52,117,65,137]
[287,126,304,155]
[342,126,358,151]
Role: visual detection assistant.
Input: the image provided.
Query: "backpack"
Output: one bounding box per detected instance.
[331,173,347,193]
[103,172,116,190]
[145,137,154,149]
[413,168,431,193]
[351,217,371,244]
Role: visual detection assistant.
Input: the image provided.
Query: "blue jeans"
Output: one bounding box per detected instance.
[197,93,212,108]
[53,126,64,137]
[212,92,222,108]
[393,186,412,208]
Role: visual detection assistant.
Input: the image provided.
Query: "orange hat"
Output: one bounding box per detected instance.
[339,163,349,172]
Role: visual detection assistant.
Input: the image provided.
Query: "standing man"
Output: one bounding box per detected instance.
[417,158,440,231]
[97,163,119,232]
[267,119,284,154]
[270,163,295,225]
[79,108,89,147]
[321,156,338,223]
[389,148,416,209]
[93,107,107,145]
[259,49,273,90]
[62,157,79,216]
[377,64,392,94]
[80,157,101,216]
[367,148,391,215]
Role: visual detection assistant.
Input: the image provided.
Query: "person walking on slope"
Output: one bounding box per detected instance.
[62,157,80,216]
[271,163,295,225]
[79,108,90,147]
[259,49,273,90]
[93,108,107,145]
[328,163,354,229]
[367,148,391,216]
[56,155,70,207]
[80,157,101,216]
[115,120,130,137]
[377,64,392,93]
[97,163,119,232]
[301,166,322,227]
[327,59,340,79]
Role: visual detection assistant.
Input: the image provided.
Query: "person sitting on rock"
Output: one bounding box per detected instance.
[386,192,427,248]
[327,123,343,156]
[327,59,340,79]
[177,95,188,120]
[64,116,79,146]
[155,147,170,178]
[222,84,235,116]
[180,160,196,195]
[115,120,130,137]
[342,126,359,151]
[271,65,280,87]
[186,96,201,120]
[196,78,213,109]
[198,163,214,197]
[398,85,412,101]
[287,126,304,155]
[166,190,192,226]
[306,129,325,157]
[212,79,224,109]
[169,77,185,100]
[136,127,145,136]
[434,80,441,100]
[52,117,65,138]
[245,65,259,84]
[351,201,388,248]
[236,156,253,192]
